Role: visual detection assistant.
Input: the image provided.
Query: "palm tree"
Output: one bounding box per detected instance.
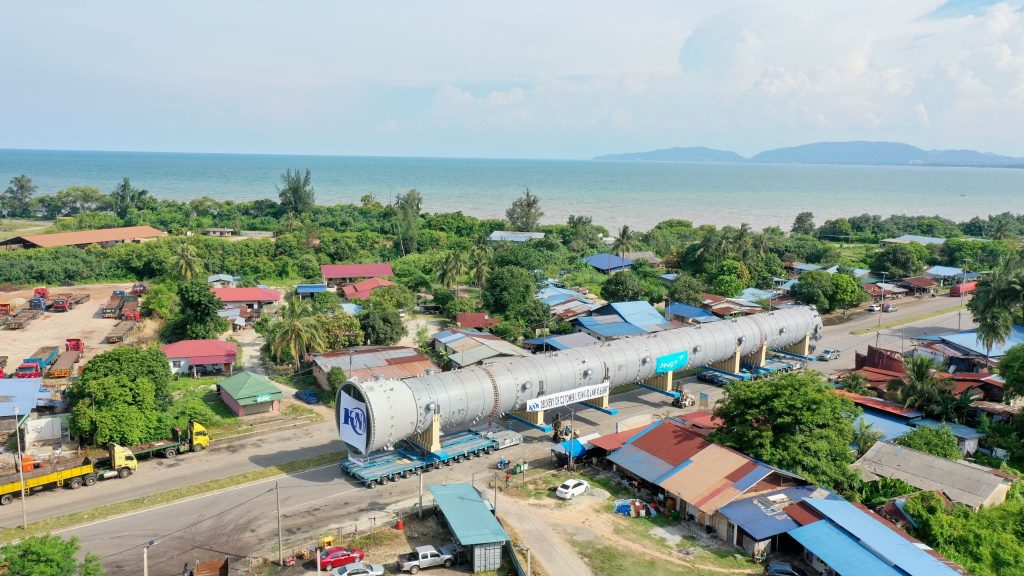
[852,419,884,456]
[469,245,492,289]
[438,250,468,293]
[888,355,952,416]
[839,373,873,397]
[969,258,1021,356]
[267,294,326,371]
[170,242,204,282]
[611,225,637,259]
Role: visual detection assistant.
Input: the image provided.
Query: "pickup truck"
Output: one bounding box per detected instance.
[397,545,457,574]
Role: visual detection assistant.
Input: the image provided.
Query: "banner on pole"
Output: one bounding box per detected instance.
[526,383,610,412]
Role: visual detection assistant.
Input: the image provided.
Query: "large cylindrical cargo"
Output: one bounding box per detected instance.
[338,306,821,454]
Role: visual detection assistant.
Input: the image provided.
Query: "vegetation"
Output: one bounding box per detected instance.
[894,425,962,460]
[163,279,230,341]
[358,307,405,345]
[997,344,1024,401]
[0,534,105,576]
[505,188,543,232]
[262,294,327,370]
[710,371,860,490]
[789,270,868,312]
[887,355,971,422]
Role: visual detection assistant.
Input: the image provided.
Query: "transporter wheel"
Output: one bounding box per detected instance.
[444,459,453,467]
[454,455,464,463]
[164,448,177,458]
[379,476,389,486]
[66,477,83,490]
[401,471,411,479]
[390,474,399,482]
[118,467,132,479]
[485,447,494,454]
[433,462,442,470]
[0,494,12,506]
[83,475,97,486]
[365,481,375,489]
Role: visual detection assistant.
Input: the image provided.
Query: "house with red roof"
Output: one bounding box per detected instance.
[455,312,501,330]
[161,339,238,376]
[341,277,394,301]
[211,287,281,309]
[320,263,394,287]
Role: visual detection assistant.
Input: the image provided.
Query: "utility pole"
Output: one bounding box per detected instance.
[13,406,27,530]
[568,408,575,471]
[418,472,424,519]
[527,548,532,576]
[493,472,498,514]
[143,540,155,576]
[875,272,887,348]
[276,481,283,566]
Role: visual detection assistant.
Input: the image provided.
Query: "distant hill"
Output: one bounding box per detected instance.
[594,146,746,163]
[595,141,1024,168]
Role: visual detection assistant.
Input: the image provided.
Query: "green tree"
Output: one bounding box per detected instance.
[840,372,874,396]
[170,241,205,281]
[437,249,468,291]
[710,371,860,490]
[790,269,834,310]
[816,217,853,240]
[359,307,406,345]
[601,270,646,302]
[853,418,885,456]
[714,259,751,287]
[321,311,362,350]
[469,244,493,288]
[394,189,422,254]
[895,425,962,460]
[997,343,1024,401]
[369,284,416,312]
[311,290,342,315]
[74,346,173,409]
[709,274,744,298]
[1,174,38,217]
[969,259,1020,357]
[505,188,543,232]
[326,366,348,396]
[110,177,149,219]
[165,280,230,341]
[140,283,177,320]
[888,355,953,417]
[668,273,706,306]
[0,534,106,576]
[482,266,536,316]
[791,211,815,235]
[611,225,636,258]
[277,168,315,214]
[831,273,868,311]
[872,244,925,278]
[267,294,327,370]
[69,374,162,445]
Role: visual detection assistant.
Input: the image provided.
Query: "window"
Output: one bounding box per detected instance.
[172,361,182,368]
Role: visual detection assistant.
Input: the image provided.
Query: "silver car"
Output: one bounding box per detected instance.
[334,562,385,576]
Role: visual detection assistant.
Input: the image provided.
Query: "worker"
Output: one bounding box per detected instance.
[504,472,511,488]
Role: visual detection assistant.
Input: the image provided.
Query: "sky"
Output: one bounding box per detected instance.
[2,0,1024,159]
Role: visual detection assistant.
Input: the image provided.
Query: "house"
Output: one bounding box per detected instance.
[719,485,839,557]
[217,307,252,331]
[701,294,763,317]
[535,287,598,320]
[659,273,679,288]
[0,225,167,250]
[522,331,601,352]
[880,234,946,247]
[664,302,721,324]
[217,371,283,417]
[488,230,545,243]
[204,228,235,237]
[786,262,822,274]
[432,329,531,368]
[309,346,438,390]
[738,287,775,303]
[852,441,1015,509]
[320,263,394,287]
[211,287,281,309]
[910,419,983,456]
[341,277,394,301]
[295,283,329,298]
[583,253,634,274]
[834,389,924,420]
[161,339,238,376]
[574,301,671,341]
[924,265,965,284]
[429,483,508,573]
[455,312,501,330]
[207,274,238,288]
[823,265,871,278]
[899,276,938,295]
[622,251,662,266]
[924,326,1024,363]
[862,282,907,301]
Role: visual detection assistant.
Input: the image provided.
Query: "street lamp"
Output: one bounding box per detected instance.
[875,272,887,348]
[13,405,27,530]
[143,540,156,576]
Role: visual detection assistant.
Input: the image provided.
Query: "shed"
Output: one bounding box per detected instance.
[488,231,545,243]
[583,253,634,273]
[211,287,281,308]
[0,225,166,250]
[217,371,282,417]
[296,284,329,297]
[429,483,508,573]
[309,346,438,389]
[909,419,982,456]
[207,273,237,288]
[924,265,965,280]
[320,263,394,285]
[665,302,721,324]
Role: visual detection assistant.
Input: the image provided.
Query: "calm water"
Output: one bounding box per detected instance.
[2,149,1023,230]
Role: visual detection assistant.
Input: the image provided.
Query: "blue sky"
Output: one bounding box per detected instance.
[2,1,1022,158]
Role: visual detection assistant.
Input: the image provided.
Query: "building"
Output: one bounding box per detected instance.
[719,485,839,557]
[924,265,965,283]
[432,329,530,368]
[207,274,238,288]
[823,265,871,278]
[852,441,1015,509]
[295,283,329,298]
[785,262,822,274]
[899,276,938,295]
[659,273,679,288]
[0,378,50,417]
[911,419,983,456]
[574,301,671,341]
[161,340,238,376]
[487,230,545,243]
[455,312,501,330]
[701,294,762,317]
[522,331,601,352]
[211,287,281,309]
[880,234,946,247]
[0,225,167,250]
[310,346,438,390]
[664,302,721,324]
[920,326,1024,366]
[583,253,634,274]
[217,371,283,417]
[320,263,394,286]
[429,483,508,573]
[341,277,394,301]
[622,251,662,266]
[535,287,598,320]
[738,287,775,303]
[862,282,908,301]
[204,228,235,237]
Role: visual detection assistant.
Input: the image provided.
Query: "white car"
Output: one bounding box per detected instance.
[334,562,385,576]
[867,303,881,312]
[555,479,590,499]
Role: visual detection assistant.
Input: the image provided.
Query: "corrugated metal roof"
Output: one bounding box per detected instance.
[296,284,328,294]
[218,371,283,405]
[575,317,647,337]
[912,419,982,440]
[607,444,673,484]
[886,234,946,245]
[311,346,438,380]
[803,499,960,576]
[162,339,238,360]
[589,426,649,451]
[488,231,545,242]
[211,287,281,302]
[925,265,964,277]
[834,389,924,418]
[789,521,903,576]
[791,262,822,271]
[665,302,713,320]
[719,486,837,541]
[320,263,394,279]
[739,288,775,302]
[583,253,634,271]
[430,483,508,545]
[342,278,394,300]
[856,411,913,441]
[938,326,1024,357]
[0,378,49,417]
[4,225,166,248]
[601,301,670,328]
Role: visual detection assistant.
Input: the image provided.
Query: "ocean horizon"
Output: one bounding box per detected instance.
[2,148,1023,231]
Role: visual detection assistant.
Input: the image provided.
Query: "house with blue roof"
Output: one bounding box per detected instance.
[718,485,840,557]
[523,331,601,352]
[574,301,671,341]
[665,302,721,324]
[932,325,1024,361]
[924,265,965,283]
[583,252,634,273]
[739,287,775,302]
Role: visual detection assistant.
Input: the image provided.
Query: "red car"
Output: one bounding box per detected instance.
[320,546,365,570]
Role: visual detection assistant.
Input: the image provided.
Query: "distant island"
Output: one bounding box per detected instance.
[594,141,1024,168]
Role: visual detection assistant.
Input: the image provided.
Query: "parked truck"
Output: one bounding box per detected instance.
[119,295,140,320]
[47,341,85,378]
[129,421,211,459]
[0,444,138,505]
[340,429,521,489]
[17,346,60,378]
[951,281,977,297]
[131,282,148,296]
[105,320,137,343]
[0,356,7,378]
[101,290,126,318]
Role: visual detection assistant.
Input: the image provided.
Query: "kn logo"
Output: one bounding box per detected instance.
[343,407,367,436]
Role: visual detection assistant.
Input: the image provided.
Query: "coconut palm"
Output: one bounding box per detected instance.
[170,242,204,282]
[469,245,493,288]
[839,373,873,397]
[611,225,637,259]
[852,419,884,456]
[438,249,468,292]
[888,355,952,416]
[267,294,326,371]
[969,259,1021,356]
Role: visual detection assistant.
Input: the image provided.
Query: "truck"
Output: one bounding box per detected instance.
[0,444,138,505]
[6,308,42,330]
[119,295,140,320]
[47,347,84,379]
[340,428,521,489]
[0,356,7,378]
[101,290,126,318]
[50,293,90,312]
[28,297,49,311]
[951,281,977,297]
[397,545,457,574]
[17,346,60,378]
[128,421,211,459]
[105,320,137,343]
[33,287,50,300]
[131,282,148,296]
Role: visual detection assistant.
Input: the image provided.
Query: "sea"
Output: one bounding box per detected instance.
[2,148,1023,231]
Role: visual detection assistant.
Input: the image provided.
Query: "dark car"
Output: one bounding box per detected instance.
[294,389,321,404]
[764,561,807,576]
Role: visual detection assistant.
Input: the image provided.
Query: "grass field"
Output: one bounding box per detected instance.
[834,242,877,268]
[0,218,54,241]
[571,539,758,576]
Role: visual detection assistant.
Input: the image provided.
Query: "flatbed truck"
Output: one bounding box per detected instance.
[105,320,137,343]
[17,346,60,378]
[101,291,126,318]
[6,308,42,330]
[129,421,211,459]
[0,444,138,505]
[340,428,521,489]
[47,350,83,378]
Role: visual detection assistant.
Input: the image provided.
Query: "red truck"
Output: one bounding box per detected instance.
[950,282,977,297]
[17,346,60,378]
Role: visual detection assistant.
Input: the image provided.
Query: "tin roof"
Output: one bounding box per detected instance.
[211,287,281,303]
[311,346,438,381]
[455,312,501,330]
[0,378,48,417]
[884,234,946,245]
[296,284,329,294]
[320,263,394,279]
[429,483,508,545]
[925,265,964,277]
[583,253,634,271]
[912,419,982,440]
[719,486,837,541]
[2,225,166,248]
[789,521,903,576]
[161,339,238,362]
[900,276,937,289]
[834,389,923,419]
[341,277,394,301]
[218,371,283,405]
[589,426,649,452]
[607,443,674,484]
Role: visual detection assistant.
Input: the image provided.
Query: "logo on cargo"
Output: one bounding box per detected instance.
[342,407,366,436]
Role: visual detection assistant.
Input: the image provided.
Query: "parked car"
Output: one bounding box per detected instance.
[764,561,808,576]
[333,562,385,576]
[320,546,365,570]
[555,479,590,499]
[295,389,321,404]
[866,303,881,312]
[817,349,840,361]
[397,545,457,574]
[882,303,898,312]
